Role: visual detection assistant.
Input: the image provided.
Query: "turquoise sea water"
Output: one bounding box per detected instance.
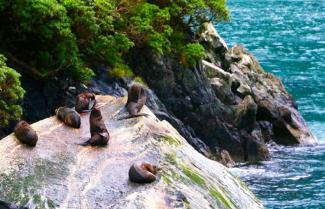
[216,0,325,208]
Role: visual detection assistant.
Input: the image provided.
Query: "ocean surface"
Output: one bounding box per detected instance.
[216,0,325,208]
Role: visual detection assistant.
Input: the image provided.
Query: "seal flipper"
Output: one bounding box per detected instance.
[117,113,149,120]
[88,99,96,110]
[98,132,109,138]
[77,138,91,146]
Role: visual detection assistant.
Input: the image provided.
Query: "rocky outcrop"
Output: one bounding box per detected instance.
[0,96,263,209]
[2,22,315,164]
[127,22,316,163]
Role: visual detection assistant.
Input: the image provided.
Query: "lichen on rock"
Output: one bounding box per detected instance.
[0,95,263,209]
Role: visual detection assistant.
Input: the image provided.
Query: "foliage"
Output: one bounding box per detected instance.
[109,63,134,78]
[180,43,206,66]
[0,55,25,127]
[0,0,228,81]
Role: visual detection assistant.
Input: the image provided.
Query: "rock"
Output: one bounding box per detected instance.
[0,200,27,209]
[215,149,235,168]
[127,22,316,164]
[234,95,257,132]
[0,96,264,209]
[202,60,232,85]
[127,45,270,163]
[257,121,273,143]
[3,22,314,166]
[19,66,126,126]
[245,137,270,163]
[198,22,228,67]
[222,44,316,145]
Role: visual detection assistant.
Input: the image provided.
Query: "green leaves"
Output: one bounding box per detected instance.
[0,0,228,82]
[0,55,25,127]
[180,43,206,66]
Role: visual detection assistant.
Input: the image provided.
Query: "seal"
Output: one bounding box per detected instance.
[118,84,148,120]
[79,108,109,146]
[75,92,96,113]
[128,162,158,183]
[14,121,38,146]
[55,107,81,128]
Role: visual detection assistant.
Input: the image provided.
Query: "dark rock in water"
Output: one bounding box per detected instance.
[215,149,235,168]
[257,121,273,143]
[127,22,315,163]
[0,200,27,209]
[244,135,270,163]
[234,95,257,132]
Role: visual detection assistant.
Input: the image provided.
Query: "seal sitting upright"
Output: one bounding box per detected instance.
[75,92,96,113]
[55,107,81,128]
[128,162,158,183]
[118,84,148,120]
[79,108,110,146]
[14,121,38,146]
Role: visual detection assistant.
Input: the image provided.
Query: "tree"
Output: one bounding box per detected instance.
[0,0,229,81]
[0,55,25,127]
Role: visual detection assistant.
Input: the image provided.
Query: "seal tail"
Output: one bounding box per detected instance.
[117,113,149,120]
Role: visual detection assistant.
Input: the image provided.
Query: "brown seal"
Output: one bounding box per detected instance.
[128,162,158,183]
[14,121,38,146]
[79,108,109,146]
[56,107,81,128]
[118,84,148,120]
[75,92,96,113]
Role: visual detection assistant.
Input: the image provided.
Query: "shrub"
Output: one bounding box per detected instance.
[0,55,25,127]
[0,0,228,81]
[180,43,206,66]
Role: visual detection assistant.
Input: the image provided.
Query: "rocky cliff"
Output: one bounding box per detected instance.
[127,23,316,163]
[1,23,316,165]
[0,95,263,209]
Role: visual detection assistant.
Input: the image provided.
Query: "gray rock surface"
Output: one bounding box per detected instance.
[0,96,263,209]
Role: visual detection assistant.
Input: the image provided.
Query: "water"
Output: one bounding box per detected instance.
[216,0,325,208]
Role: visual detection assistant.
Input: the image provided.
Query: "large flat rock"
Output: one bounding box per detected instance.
[0,95,264,209]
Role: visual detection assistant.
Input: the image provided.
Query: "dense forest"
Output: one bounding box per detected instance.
[0,0,228,130]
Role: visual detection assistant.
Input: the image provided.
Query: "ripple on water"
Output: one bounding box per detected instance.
[217,0,325,208]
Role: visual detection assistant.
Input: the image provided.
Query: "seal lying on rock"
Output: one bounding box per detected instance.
[79,108,109,146]
[0,200,28,209]
[128,162,157,183]
[55,107,81,128]
[14,121,38,146]
[118,84,148,120]
[75,92,96,113]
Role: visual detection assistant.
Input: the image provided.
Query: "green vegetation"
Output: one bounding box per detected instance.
[0,0,228,81]
[0,0,228,128]
[162,175,172,186]
[109,63,134,79]
[180,43,206,66]
[209,187,232,209]
[164,152,177,165]
[181,165,206,187]
[0,154,70,208]
[0,55,25,127]
[158,134,181,145]
[163,152,236,208]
